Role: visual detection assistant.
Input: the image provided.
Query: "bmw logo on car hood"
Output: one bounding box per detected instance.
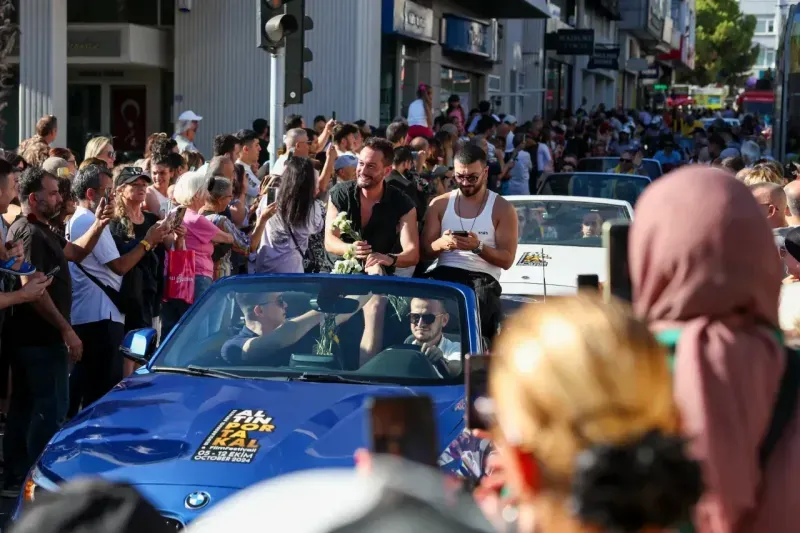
[185,491,211,510]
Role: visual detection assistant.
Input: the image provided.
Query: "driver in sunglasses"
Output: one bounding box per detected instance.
[404,297,461,377]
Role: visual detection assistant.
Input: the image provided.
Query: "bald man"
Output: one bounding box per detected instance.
[750,182,788,230]
[785,180,800,227]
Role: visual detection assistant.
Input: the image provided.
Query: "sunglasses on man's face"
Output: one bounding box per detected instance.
[409,313,444,325]
[454,173,482,184]
[619,158,633,163]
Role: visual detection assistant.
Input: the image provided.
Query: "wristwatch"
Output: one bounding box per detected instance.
[387,253,398,267]
[140,239,152,252]
[471,242,484,255]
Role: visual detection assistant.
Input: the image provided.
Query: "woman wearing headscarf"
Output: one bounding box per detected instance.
[630,166,800,533]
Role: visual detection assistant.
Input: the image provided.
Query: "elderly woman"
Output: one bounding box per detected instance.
[159,171,234,338]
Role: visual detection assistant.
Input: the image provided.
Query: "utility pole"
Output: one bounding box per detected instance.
[269,48,285,173]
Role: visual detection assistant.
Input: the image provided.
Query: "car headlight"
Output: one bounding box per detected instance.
[22,466,60,503]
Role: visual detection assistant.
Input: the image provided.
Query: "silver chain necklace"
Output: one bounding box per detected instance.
[456,188,489,234]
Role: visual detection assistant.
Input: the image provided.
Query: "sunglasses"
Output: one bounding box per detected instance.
[409,313,444,325]
[454,173,482,184]
[619,158,633,163]
[121,167,144,178]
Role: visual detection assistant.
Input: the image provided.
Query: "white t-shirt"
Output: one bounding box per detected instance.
[408,99,428,127]
[236,159,261,204]
[410,335,462,362]
[505,131,514,154]
[66,206,123,325]
[537,143,553,173]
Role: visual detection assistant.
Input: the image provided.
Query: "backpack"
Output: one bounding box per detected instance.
[656,329,800,533]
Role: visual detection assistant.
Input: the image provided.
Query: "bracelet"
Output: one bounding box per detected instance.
[388,254,398,267]
[140,239,152,252]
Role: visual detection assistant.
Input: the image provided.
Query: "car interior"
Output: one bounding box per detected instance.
[514,202,630,246]
[577,158,662,179]
[158,290,467,381]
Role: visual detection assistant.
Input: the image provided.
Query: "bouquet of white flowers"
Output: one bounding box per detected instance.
[331,212,362,242]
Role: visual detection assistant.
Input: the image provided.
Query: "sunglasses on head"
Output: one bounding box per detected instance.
[409,313,444,325]
[121,167,144,178]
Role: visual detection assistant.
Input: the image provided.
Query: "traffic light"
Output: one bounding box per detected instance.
[284,0,313,105]
[257,0,298,52]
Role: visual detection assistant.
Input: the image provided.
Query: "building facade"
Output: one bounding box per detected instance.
[739,0,781,78]
[8,0,552,157]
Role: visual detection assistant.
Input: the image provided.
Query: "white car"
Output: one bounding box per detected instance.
[500,195,634,299]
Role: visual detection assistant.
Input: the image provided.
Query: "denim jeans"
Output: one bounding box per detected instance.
[159,275,213,343]
[4,343,69,485]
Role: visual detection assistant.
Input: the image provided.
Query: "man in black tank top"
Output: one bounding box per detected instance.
[421,144,519,343]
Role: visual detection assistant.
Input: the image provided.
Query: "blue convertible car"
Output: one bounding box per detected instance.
[14,274,484,527]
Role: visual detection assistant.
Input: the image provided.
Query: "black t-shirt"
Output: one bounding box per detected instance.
[325,180,416,272]
[109,212,162,327]
[6,215,71,347]
[386,170,425,224]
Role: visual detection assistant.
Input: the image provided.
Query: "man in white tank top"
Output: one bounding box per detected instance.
[422,144,519,342]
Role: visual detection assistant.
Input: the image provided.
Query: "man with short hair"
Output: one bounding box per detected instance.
[206,155,235,180]
[785,180,800,227]
[386,122,410,148]
[405,297,461,376]
[66,166,169,415]
[285,114,305,131]
[3,166,115,495]
[422,144,518,342]
[235,129,263,205]
[313,115,327,135]
[174,110,202,152]
[252,118,270,166]
[503,116,517,155]
[270,128,312,177]
[332,123,361,158]
[325,138,419,275]
[197,134,240,175]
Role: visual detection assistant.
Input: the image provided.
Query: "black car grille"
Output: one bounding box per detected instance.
[162,516,185,531]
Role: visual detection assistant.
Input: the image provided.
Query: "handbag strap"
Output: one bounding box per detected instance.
[287,227,303,255]
[74,262,121,308]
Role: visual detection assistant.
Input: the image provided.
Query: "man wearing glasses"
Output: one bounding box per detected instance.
[610,149,647,176]
[422,144,518,342]
[404,298,461,377]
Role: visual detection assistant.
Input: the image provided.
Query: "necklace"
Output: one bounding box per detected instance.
[456,188,489,234]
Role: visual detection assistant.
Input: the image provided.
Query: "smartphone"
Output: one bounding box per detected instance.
[332,111,336,121]
[411,151,419,160]
[465,353,491,431]
[452,231,469,237]
[266,187,279,205]
[45,265,60,279]
[577,274,600,292]
[366,395,438,467]
[603,220,632,303]
[103,187,111,203]
[172,206,187,230]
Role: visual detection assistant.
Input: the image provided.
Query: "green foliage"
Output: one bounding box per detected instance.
[677,0,759,87]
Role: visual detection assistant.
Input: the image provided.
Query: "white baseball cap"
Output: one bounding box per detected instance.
[503,115,518,124]
[178,110,203,121]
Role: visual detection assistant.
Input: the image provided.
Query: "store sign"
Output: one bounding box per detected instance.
[10,29,122,58]
[647,0,665,40]
[588,45,620,70]
[639,65,660,79]
[383,0,436,43]
[544,29,594,55]
[654,83,668,90]
[442,15,493,58]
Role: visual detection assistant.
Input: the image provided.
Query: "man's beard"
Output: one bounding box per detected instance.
[40,203,61,221]
[459,181,485,198]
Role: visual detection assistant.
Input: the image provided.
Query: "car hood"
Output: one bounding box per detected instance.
[39,373,465,489]
[499,244,606,295]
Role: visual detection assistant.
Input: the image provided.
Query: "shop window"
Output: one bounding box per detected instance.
[441,68,474,114]
[68,0,159,25]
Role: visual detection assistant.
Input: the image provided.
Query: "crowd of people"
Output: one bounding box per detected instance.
[0,92,796,533]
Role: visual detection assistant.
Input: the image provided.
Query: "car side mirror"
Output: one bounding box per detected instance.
[120,328,158,366]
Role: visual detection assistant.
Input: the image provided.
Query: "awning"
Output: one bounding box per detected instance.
[457,0,550,19]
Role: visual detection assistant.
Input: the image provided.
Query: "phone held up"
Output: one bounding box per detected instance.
[266,187,279,206]
[465,353,491,432]
[452,231,470,238]
[602,220,632,303]
[367,395,438,467]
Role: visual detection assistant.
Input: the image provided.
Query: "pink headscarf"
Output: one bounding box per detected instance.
[631,166,800,533]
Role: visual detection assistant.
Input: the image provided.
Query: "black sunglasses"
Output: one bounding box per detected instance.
[454,173,482,184]
[619,158,633,163]
[409,313,444,325]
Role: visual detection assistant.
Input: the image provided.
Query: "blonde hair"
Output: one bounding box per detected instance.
[490,296,679,485]
[173,170,208,207]
[736,165,782,185]
[84,137,113,161]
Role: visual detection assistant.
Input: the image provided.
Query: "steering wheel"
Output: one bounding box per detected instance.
[383,343,450,377]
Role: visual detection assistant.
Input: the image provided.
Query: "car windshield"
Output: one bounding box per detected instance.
[153,278,470,385]
[577,158,662,179]
[538,173,649,204]
[511,199,631,247]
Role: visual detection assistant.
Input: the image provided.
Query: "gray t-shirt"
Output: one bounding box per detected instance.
[254,198,325,274]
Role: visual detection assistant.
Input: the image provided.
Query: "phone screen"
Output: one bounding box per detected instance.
[577,274,600,292]
[452,231,469,237]
[266,187,279,205]
[172,206,187,229]
[603,221,632,302]
[465,353,491,431]
[45,266,60,279]
[367,395,438,467]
